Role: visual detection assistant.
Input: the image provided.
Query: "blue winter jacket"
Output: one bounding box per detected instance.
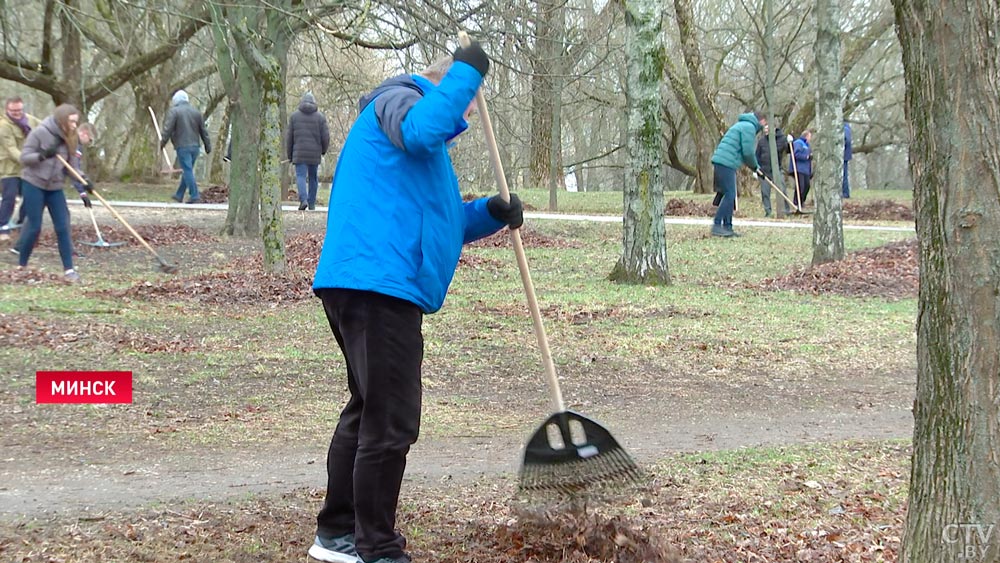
[312,62,505,313]
[791,137,812,176]
[711,113,763,171]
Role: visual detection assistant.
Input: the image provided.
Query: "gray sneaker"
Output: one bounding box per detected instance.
[710,225,732,237]
[307,534,360,563]
[64,270,81,283]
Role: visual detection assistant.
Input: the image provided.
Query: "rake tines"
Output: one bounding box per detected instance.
[518,411,642,495]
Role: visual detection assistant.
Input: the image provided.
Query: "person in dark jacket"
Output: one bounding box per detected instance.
[789,130,813,208]
[842,122,853,198]
[754,125,791,217]
[160,90,211,204]
[287,92,330,211]
[710,111,766,237]
[308,41,522,563]
[14,104,90,282]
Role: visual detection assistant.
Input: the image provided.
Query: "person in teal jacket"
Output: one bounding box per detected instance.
[710,111,766,237]
[308,41,522,563]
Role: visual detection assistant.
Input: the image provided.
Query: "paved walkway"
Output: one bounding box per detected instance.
[64,200,916,233]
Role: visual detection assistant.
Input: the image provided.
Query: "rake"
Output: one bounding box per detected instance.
[459,31,641,494]
[148,107,180,175]
[80,205,125,248]
[759,173,808,215]
[57,155,178,274]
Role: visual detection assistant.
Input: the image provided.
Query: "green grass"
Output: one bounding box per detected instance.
[496,186,913,216]
[1,215,916,451]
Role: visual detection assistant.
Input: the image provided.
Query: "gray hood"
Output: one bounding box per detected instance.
[299,93,317,114]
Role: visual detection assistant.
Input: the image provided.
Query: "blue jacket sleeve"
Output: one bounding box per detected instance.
[462,197,505,244]
[396,63,483,157]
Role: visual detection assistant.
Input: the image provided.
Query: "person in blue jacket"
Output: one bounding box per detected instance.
[308,41,522,563]
[710,111,766,237]
[790,130,813,208]
[842,122,853,198]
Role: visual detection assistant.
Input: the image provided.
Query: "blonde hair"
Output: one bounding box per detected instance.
[420,56,454,83]
[78,122,96,137]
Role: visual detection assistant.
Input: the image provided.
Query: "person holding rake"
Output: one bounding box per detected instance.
[308,40,522,563]
[14,104,91,282]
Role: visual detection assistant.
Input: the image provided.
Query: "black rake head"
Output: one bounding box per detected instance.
[519,410,642,495]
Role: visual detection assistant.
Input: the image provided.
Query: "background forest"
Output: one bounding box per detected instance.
[0,0,909,202]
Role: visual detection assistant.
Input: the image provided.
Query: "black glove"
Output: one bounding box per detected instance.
[754,168,765,179]
[487,193,523,229]
[39,145,59,160]
[82,180,95,194]
[453,41,490,77]
[80,194,92,208]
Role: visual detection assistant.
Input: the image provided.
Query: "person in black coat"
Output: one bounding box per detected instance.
[287,92,330,211]
[754,125,791,217]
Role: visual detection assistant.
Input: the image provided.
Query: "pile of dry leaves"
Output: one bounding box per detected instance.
[470,226,582,249]
[200,184,229,203]
[665,198,716,217]
[102,233,322,305]
[843,199,914,222]
[759,239,918,300]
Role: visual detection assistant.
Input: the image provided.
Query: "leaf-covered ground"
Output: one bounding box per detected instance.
[758,240,917,301]
[1,204,917,562]
[0,441,908,563]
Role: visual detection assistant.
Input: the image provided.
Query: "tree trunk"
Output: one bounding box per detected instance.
[59,0,82,108]
[257,39,288,273]
[208,100,232,186]
[810,0,845,265]
[223,75,262,238]
[530,0,562,193]
[671,0,724,194]
[610,0,670,286]
[123,81,172,182]
[761,0,789,219]
[893,0,1000,561]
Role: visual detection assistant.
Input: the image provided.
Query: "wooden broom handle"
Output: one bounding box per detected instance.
[56,154,159,257]
[458,31,564,412]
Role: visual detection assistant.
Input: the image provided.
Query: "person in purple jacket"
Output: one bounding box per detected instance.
[308,41,523,563]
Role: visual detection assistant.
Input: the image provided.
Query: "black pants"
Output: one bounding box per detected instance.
[315,288,423,562]
[793,173,812,207]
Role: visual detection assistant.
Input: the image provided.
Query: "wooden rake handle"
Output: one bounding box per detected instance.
[759,173,800,210]
[458,31,564,412]
[55,154,159,258]
[148,107,175,169]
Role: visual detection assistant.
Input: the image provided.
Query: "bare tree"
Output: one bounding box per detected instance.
[609,0,669,285]
[811,0,845,265]
[893,0,1000,560]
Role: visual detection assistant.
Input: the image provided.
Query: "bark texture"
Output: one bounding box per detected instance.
[811,0,845,265]
[610,0,670,286]
[893,0,1000,560]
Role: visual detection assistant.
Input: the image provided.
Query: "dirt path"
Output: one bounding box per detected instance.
[0,401,912,519]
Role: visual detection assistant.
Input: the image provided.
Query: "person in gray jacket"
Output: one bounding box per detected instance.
[160,90,211,204]
[15,104,90,282]
[287,92,330,211]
